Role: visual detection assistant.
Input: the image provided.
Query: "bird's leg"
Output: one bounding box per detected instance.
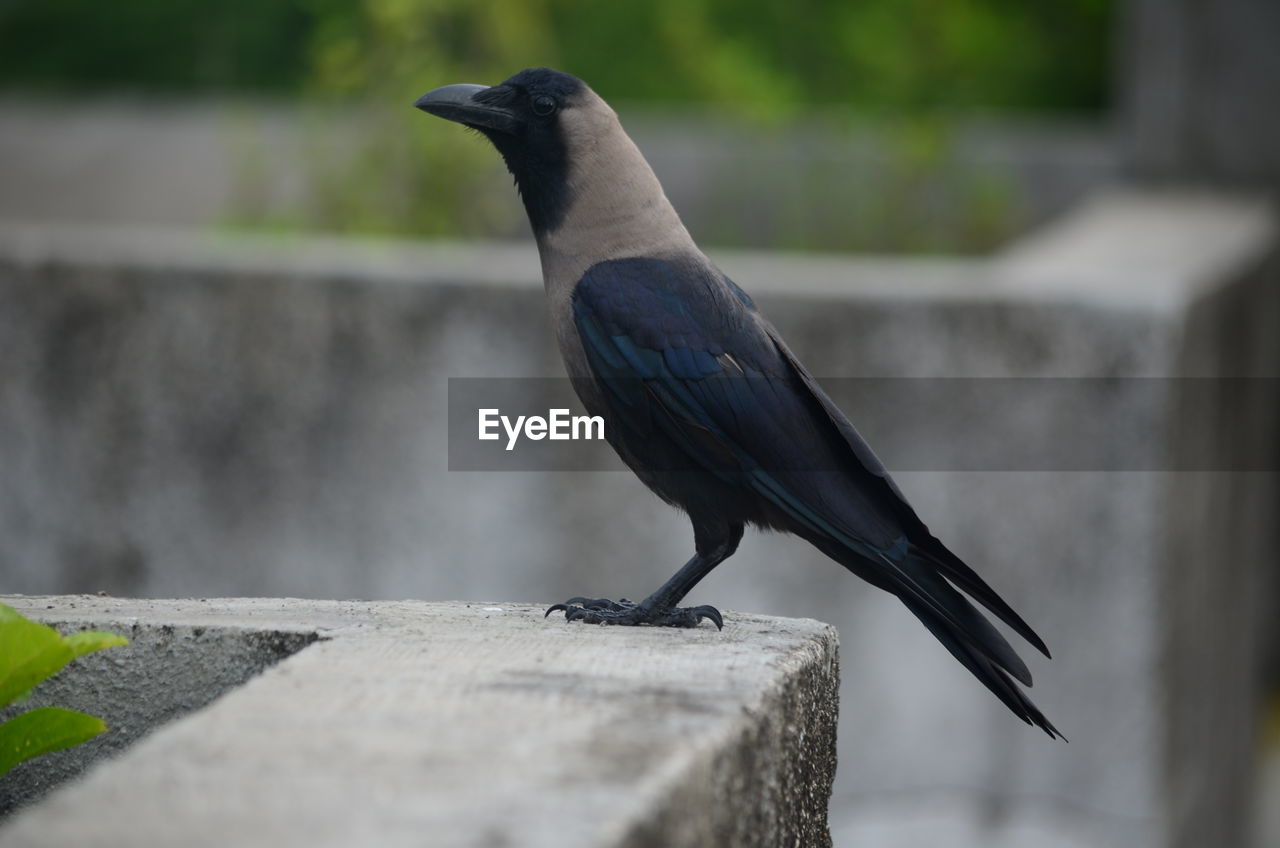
[547,521,743,629]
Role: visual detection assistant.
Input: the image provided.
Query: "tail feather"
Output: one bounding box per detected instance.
[916,538,1052,659]
[884,553,1034,686]
[817,536,1061,738]
[903,593,1064,740]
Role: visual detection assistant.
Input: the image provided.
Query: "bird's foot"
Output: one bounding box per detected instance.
[545,596,723,630]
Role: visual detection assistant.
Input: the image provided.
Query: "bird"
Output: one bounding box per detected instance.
[415,68,1060,738]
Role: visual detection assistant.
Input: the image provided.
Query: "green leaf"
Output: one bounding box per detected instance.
[0,607,73,708]
[0,604,129,708]
[0,707,107,776]
[64,631,130,660]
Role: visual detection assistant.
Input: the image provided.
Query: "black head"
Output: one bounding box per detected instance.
[415,68,589,233]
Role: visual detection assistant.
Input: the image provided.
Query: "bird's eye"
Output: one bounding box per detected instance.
[531,94,558,117]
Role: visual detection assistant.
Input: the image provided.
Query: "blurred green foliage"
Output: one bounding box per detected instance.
[0,0,1113,250]
[0,0,1112,112]
[0,0,315,92]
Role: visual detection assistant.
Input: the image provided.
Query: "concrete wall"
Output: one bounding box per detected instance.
[0,598,840,848]
[0,191,1275,846]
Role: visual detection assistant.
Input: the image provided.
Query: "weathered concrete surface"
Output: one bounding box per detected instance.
[0,599,317,815]
[0,189,1275,847]
[0,596,839,848]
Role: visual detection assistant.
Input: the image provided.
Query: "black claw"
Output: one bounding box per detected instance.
[543,596,724,629]
[691,605,724,630]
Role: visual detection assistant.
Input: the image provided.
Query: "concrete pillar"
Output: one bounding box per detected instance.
[1120,0,1280,189]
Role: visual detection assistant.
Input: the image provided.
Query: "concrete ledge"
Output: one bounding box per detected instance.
[0,599,318,816]
[0,596,839,848]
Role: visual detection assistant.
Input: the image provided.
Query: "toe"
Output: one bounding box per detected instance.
[691,605,724,630]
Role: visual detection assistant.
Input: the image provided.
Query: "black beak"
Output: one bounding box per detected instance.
[414,83,519,134]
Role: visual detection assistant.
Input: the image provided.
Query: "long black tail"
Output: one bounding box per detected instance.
[818,537,1063,739]
[895,552,1063,739]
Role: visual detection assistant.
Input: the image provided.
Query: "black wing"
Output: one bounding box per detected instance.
[572,257,1060,737]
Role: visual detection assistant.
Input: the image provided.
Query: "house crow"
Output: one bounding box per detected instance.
[416,68,1060,737]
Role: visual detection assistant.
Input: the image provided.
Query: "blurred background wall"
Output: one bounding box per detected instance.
[1,1,1277,847]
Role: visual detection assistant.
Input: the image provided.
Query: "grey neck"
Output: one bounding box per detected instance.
[534,118,697,291]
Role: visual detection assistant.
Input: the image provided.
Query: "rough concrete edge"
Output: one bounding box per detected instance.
[990,187,1278,312]
[1159,236,1280,848]
[1,595,374,637]
[0,217,1132,308]
[614,623,840,848]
